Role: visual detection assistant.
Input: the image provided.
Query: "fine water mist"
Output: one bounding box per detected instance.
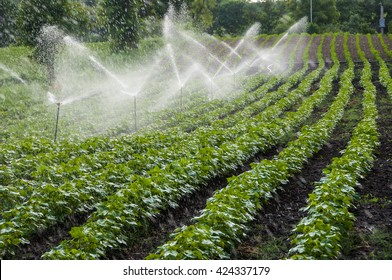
[35,6,308,140]
[0,63,27,84]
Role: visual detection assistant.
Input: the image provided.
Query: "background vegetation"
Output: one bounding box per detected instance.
[0,0,391,49]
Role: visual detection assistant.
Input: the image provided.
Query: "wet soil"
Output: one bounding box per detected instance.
[382,35,392,58]
[235,64,392,260]
[341,67,392,260]
[233,64,362,259]
[5,35,392,260]
[106,64,339,260]
[359,35,375,62]
[370,35,390,60]
[5,50,317,260]
[295,35,310,64]
[335,34,345,62]
[347,35,360,62]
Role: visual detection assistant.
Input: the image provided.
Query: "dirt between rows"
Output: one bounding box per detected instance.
[342,67,392,259]
[112,62,392,260]
[235,64,392,260]
[5,35,392,260]
[233,65,357,259]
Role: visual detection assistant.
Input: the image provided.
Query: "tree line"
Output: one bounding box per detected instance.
[0,0,390,49]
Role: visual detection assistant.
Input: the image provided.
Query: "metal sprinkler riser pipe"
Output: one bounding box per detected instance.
[54,102,61,142]
[134,95,137,131]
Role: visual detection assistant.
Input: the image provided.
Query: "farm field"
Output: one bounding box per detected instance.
[1,32,392,260]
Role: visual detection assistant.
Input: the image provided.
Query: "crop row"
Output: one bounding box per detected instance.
[0,35,314,214]
[144,34,300,132]
[288,34,379,259]
[371,35,392,100]
[0,33,299,173]
[0,35,319,257]
[39,37,331,260]
[377,34,392,59]
[147,36,346,260]
[0,34,299,166]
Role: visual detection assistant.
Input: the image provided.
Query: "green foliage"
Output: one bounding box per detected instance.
[289,33,379,260]
[0,0,18,47]
[190,0,216,30]
[142,0,190,18]
[64,1,92,40]
[212,0,248,36]
[17,0,93,46]
[211,0,288,36]
[17,0,69,46]
[100,0,144,51]
[148,36,347,260]
[336,0,392,33]
[0,33,390,260]
[292,0,340,33]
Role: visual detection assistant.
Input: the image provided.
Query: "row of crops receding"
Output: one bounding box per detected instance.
[0,33,391,260]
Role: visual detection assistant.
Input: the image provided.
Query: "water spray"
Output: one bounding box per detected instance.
[0,63,27,84]
[210,80,214,100]
[180,86,184,110]
[49,89,105,141]
[121,90,138,132]
[272,17,308,50]
[189,60,215,100]
[48,91,61,142]
[88,55,128,89]
[210,53,234,78]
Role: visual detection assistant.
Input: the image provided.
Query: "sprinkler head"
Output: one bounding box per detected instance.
[121,90,135,97]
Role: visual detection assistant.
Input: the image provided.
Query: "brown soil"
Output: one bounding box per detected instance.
[4,35,392,260]
[322,35,332,64]
[335,34,345,62]
[370,35,390,60]
[359,35,375,61]
[295,35,310,64]
[233,65,360,259]
[347,35,360,62]
[341,67,392,259]
[382,35,392,58]
[308,35,321,64]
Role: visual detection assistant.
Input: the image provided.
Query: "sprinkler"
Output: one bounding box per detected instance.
[210,80,214,100]
[47,91,61,142]
[54,102,61,142]
[121,90,138,132]
[180,86,183,110]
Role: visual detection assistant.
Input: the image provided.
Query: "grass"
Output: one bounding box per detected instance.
[234,224,290,260]
[342,226,392,260]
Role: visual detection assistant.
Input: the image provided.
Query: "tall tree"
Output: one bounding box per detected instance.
[292,0,340,32]
[190,0,217,30]
[17,0,69,45]
[143,0,190,18]
[212,0,249,36]
[0,0,18,47]
[336,0,390,33]
[100,0,144,50]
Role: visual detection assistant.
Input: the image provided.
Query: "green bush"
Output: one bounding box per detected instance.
[17,0,92,46]
[0,0,18,47]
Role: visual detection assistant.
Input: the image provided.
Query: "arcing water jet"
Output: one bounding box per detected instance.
[0,63,27,84]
